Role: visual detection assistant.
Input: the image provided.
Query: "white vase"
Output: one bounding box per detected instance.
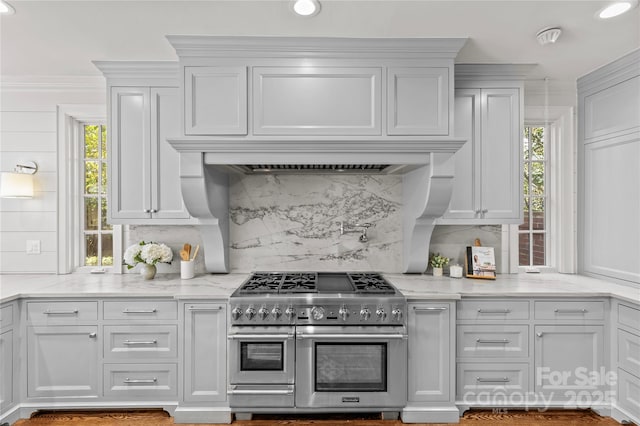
[433,267,443,277]
[140,264,157,280]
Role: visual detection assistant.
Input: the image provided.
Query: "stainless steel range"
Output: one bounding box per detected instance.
[227,272,407,420]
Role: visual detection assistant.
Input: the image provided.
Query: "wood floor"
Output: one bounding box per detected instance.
[12,409,633,426]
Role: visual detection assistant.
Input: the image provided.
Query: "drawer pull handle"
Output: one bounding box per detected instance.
[477,309,511,314]
[554,309,587,314]
[413,307,448,311]
[188,306,223,311]
[227,389,294,396]
[476,377,510,383]
[476,339,510,344]
[123,340,158,345]
[44,309,79,315]
[122,309,157,314]
[124,378,157,384]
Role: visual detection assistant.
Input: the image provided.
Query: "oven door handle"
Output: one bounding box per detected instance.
[227,333,294,340]
[295,333,407,340]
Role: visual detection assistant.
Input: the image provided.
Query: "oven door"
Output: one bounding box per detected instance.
[228,325,295,386]
[295,325,407,409]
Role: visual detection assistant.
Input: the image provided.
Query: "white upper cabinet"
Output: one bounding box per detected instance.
[252,67,381,136]
[184,66,247,135]
[439,76,524,224]
[109,85,191,224]
[387,67,449,135]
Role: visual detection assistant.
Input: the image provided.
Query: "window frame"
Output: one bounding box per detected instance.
[58,105,122,274]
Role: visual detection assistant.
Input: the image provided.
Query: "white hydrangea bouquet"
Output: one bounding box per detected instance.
[124,241,173,269]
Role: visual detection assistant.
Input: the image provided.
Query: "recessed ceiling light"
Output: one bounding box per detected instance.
[0,0,15,15]
[292,0,320,17]
[597,1,637,18]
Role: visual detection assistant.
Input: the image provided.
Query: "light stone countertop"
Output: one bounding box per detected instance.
[0,272,638,305]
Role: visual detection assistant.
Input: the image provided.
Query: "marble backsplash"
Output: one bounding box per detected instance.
[127,175,502,274]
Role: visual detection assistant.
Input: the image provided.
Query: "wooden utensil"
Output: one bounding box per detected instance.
[183,243,192,258]
[191,245,200,261]
[180,249,190,261]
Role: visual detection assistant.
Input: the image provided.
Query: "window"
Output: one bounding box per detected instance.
[519,125,548,267]
[81,124,113,268]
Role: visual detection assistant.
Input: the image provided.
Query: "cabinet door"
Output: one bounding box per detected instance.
[27,325,99,398]
[150,87,190,220]
[534,325,605,398]
[110,87,151,220]
[480,88,522,221]
[183,303,227,402]
[442,89,481,220]
[407,303,452,402]
[0,330,13,411]
[387,67,449,135]
[253,67,381,136]
[184,66,247,135]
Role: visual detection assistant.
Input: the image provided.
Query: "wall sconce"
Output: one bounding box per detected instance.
[0,161,38,198]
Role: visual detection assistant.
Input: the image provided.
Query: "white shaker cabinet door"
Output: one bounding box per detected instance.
[150,87,190,220]
[0,330,13,411]
[184,66,247,136]
[110,87,151,220]
[183,303,227,402]
[534,325,605,399]
[27,325,99,398]
[387,67,449,136]
[480,88,521,221]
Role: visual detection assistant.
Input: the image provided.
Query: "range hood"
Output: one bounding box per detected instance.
[166,36,468,274]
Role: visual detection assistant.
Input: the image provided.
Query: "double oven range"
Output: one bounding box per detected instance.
[227,272,408,418]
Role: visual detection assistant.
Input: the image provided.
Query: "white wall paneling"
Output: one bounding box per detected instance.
[0,132,56,152]
[0,112,56,132]
[0,232,57,253]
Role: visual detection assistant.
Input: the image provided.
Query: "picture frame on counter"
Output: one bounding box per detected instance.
[466,245,496,280]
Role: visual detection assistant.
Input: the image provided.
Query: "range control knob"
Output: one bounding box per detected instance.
[360,307,371,321]
[392,308,403,322]
[258,306,269,320]
[271,306,282,319]
[311,306,325,321]
[245,306,256,320]
[376,307,387,321]
[338,305,350,321]
[285,306,296,321]
[231,306,243,320]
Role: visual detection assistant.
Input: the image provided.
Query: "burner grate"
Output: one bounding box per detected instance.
[238,272,284,294]
[348,273,395,294]
[279,272,318,293]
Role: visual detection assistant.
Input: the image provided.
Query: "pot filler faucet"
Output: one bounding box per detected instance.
[339,221,372,243]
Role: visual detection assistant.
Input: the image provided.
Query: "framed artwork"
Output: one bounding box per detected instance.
[466,245,496,280]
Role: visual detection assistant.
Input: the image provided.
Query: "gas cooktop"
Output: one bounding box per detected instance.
[230,272,406,326]
[234,271,396,295]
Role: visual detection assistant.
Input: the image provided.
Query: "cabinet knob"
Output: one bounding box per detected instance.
[89,332,97,338]
[143,209,151,213]
[151,209,158,213]
[536,332,543,338]
[482,209,488,214]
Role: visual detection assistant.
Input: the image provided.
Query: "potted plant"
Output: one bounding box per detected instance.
[429,252,450,277]
[124,241,173,280]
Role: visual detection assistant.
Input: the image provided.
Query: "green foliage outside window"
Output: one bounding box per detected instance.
[523,127,545,212]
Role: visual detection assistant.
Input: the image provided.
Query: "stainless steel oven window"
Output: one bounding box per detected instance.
[240,342,284,371]
[314,343,387,392]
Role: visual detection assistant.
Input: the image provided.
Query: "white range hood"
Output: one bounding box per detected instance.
[166,36,467,273]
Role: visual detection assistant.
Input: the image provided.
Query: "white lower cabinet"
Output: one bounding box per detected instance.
[27,325,100,398]
[533,325,605,400]
[403,301,458,423]
[612,300,640,424]
[103,363,177,398]
[0,329,13,412]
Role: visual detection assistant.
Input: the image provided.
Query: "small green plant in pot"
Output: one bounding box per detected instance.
[429,252,450,277]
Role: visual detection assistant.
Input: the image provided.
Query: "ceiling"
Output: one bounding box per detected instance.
[1,0,638,100]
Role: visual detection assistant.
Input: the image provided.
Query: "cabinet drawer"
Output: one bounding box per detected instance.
[619,329,640,377]
[457,325,529,358]
[618,368,640,415]
[457,362,529,398]
[457,300,530,321]
[27,301,98,323]
[0,304,14,328]
[104,325,178,360]
[103,300,177,320]
[103,363,177,398]
[534,300,605,320]
[619,304,640,332]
